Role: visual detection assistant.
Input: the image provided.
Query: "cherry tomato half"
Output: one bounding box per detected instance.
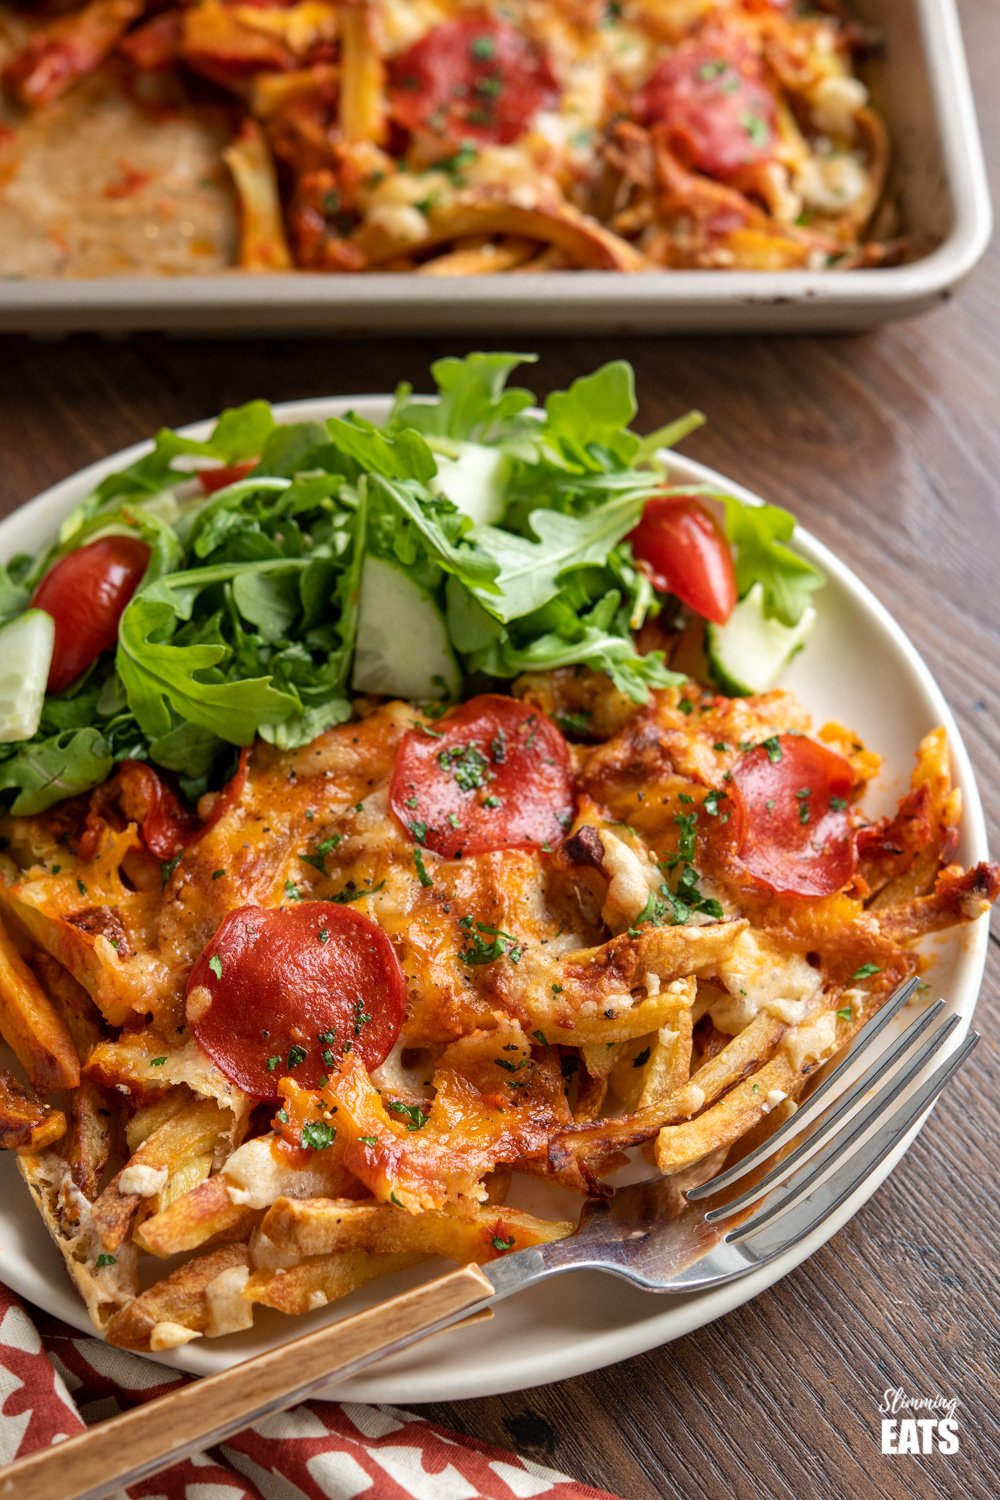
[728,734,857,896]
[388,16,558,146]
[633,35,776,184]
[389,694,575,860]
[629,496,737,624]
[32,535,150,693]
[197,461,258,494]
[187,902,406,1100]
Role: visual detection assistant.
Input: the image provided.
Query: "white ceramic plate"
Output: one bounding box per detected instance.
[0,398,990,1403]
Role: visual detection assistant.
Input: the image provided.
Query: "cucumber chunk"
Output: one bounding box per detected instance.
[352,556,461,702]
[431,442,509,526]
[0,609,55,743]
[706,582,815,697]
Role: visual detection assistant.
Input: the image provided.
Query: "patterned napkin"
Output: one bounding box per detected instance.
[0,1282,620,1499]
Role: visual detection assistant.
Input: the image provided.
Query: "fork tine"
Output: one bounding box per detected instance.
[686,975,921,1202]
[701,997,948,1223]
[723,1032,979,1257]
[719,1009,961,1239]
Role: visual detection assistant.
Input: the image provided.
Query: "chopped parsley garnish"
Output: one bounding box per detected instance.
[551,982,563,995]
[494,1057,529,1073]
[555,712,591,736]
[358,1135,378,1146]
[287,1044,308,1069]
[438,742,491,792]
[482,795,502,809]
[491,730,506,763]
[490,1234,516,1252]
[459,917,523,966]
[532,1029,549,1047]
[852,963,881,981]
[830,796,848,812]
[318,1031,336,1044]
[284,879,302,901]
[77,877,88,896]
[703,789,727,817]
[211,868,226,880]
[266,1055,281,1072]
[740,111,771,147]
[322,1048,336,1067]
[697,58,729,81]
[276,1108,289,1124]
[149,1056,167,1067]
[762,736,783,763]
[318,928,330,944]
[353,994,372,1035]
[95,1253,117,1268]
[678,697,693,715]
[390,1190,405,1207]
[387,1099,429,1131]
[328,881,385,904]
[713,741,731,752]
[208,954,223,979]
[160,856,181,886]
[408,820,428,845]
[413,848,433,887]
[470,33,496,60]
[299,835,342,873]
[837,1006,854,1021]
[301,1120,335,1151]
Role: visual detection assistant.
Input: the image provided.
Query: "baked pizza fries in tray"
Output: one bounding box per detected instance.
[0,355,993,1351]
[0,0,900,277]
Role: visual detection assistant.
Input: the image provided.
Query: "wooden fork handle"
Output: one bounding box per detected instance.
[0,1263,495,1500]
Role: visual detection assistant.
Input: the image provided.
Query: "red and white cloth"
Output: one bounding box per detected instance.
[0,1283,621,1499]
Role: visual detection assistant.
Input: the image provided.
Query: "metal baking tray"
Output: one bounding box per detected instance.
[0,0,989,335]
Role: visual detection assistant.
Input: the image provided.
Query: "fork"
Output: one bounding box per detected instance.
[0,976,978,1500]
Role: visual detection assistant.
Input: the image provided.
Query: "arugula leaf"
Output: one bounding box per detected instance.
[724,499,825,626]
[472,485,659,621]
[541,361,640,470]
[327,416,437,484]
[369,475,499,593]
[0,729,113,814]
[117,596,298,742]
[390,353,538,442]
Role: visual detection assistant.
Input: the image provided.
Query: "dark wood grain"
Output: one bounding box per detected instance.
[0,5,997,1493]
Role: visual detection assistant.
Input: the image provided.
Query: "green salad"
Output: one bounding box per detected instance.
[0,353,823,815]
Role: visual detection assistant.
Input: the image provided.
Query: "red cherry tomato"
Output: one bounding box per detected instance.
[388,16,558,146]
[633,36,776,183]
[32,535,150,692]
[187,903,406,1100]
[629,497,737,624]
[389,694,575,860]
[728,735,857,896]
[197,461,258,494]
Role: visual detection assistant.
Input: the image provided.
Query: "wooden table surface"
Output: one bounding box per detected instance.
[1,10,997,1496]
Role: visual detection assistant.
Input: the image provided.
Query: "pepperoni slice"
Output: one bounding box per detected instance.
[389,694,575,860]
[728,735,857,897]
[387,16,558,146]
[187,903,406,1100]
[633,34,776,183]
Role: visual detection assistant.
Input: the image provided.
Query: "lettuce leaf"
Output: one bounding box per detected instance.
[724,499,825,626]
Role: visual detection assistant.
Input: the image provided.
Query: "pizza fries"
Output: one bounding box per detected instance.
[1,0,899,275]
[1,679,996,1349]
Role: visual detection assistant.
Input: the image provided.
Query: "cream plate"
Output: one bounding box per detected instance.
[0,397,990,1403]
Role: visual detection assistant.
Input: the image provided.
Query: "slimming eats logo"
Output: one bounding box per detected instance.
[879,1388,960,1454]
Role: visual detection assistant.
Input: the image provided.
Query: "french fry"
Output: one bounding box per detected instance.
[0,913,79,1091]
[223,121,295,271]
[0,1070,66,1152]
[136,1171,260,1258]
[105,1244,251,1350]
[244,1250,420,1316]
[253,1199,573,1267]
[91,1095,237,1252]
